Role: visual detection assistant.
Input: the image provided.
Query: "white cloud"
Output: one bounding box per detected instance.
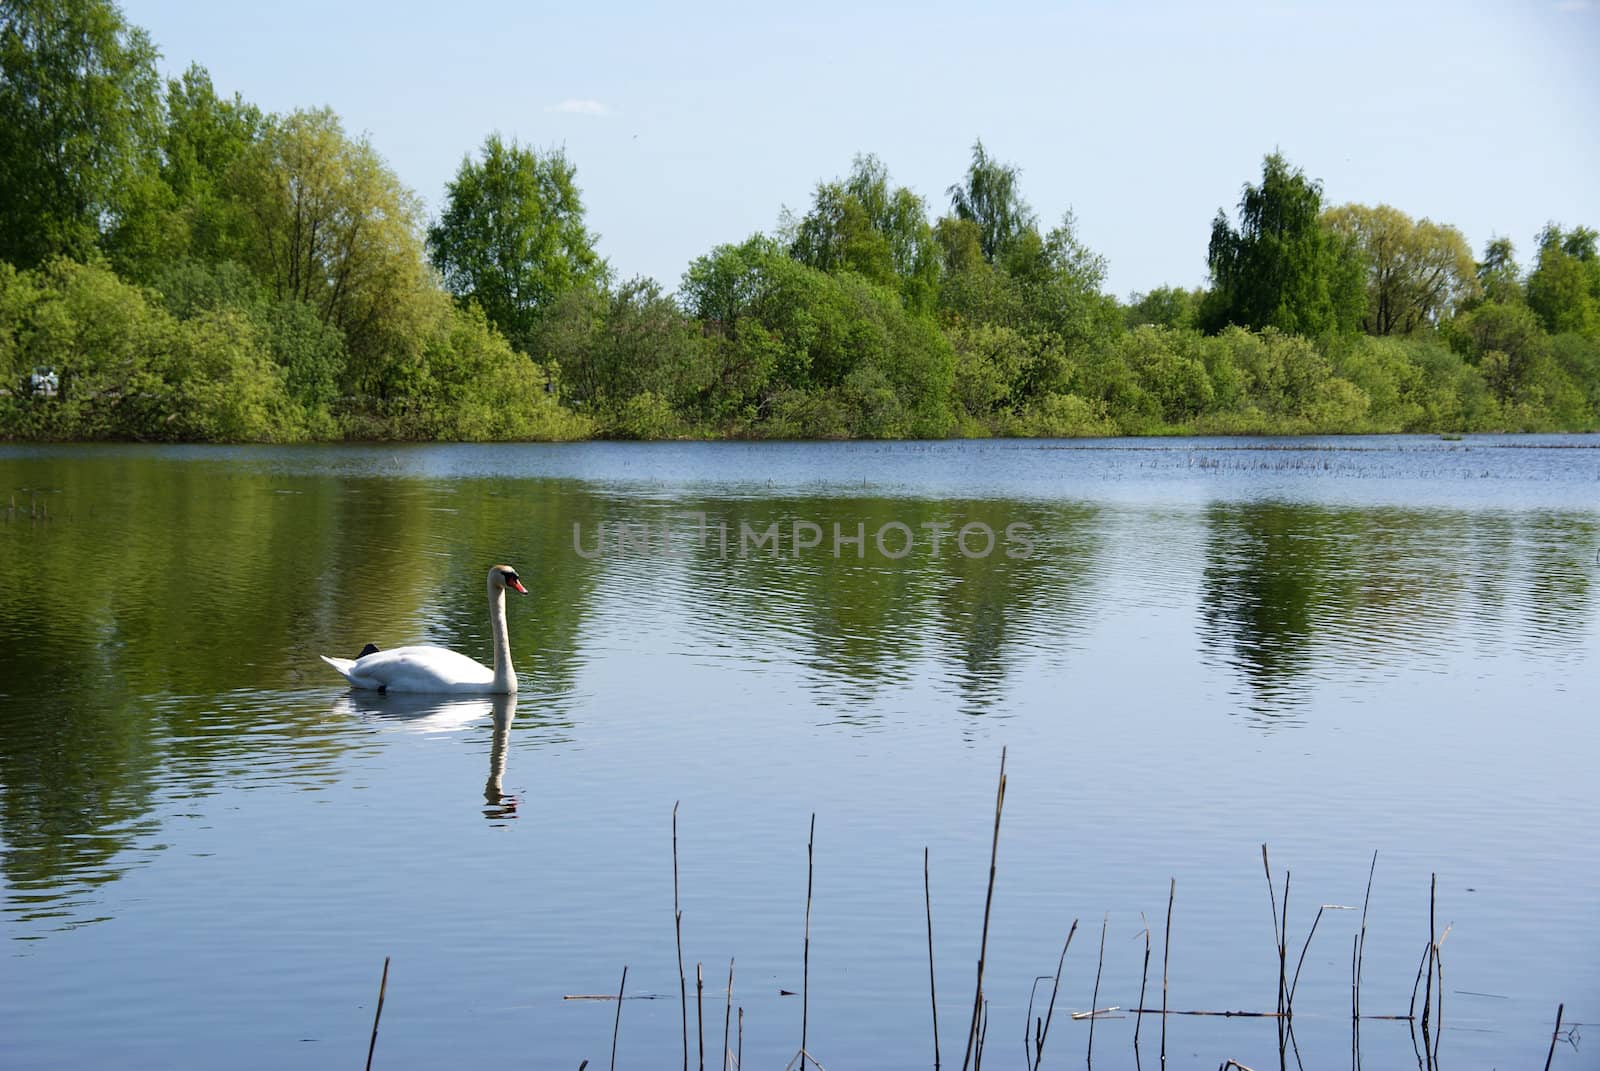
[544,99,613,116]
[1553,0,1591,11]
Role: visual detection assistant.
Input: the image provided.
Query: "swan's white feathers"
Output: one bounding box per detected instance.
[330,645,496,694]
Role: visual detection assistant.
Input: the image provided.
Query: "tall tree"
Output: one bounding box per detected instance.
[427,134,605,352]
[108,62,265,275]
[1526,224,1600,336]
[947,139,1036,263]
[787,153,939,309]
[1323,203,1478,335]
[0,0,161,266]
[1202,153,1365,336]
[235,107,435,392]
[1476,237,1523,306]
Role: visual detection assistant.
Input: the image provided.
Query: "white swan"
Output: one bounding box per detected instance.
[320,564,527,694]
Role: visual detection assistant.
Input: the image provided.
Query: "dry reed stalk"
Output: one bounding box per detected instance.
[1031,919,1076,1069]
[1134,913,1151,1048]
[610,965,627,1071]
[1408,939,1429,1021]
[722,959,734,1071]
[1088,913,1108,1063]
[1543,1003,1564,1071]
[1129,1008,1286,1018]
[1421,874,1436,1036]
[961,749,1007,1071]
[1161,877,1174,1067]
[925,847,941,1071]
[1355,851,1376,1024]
[697,962,705,1071]
[801,813,815,1070]
[674,802,688,1071]
[1289,904,1352,1009]
[365,956,390,1071]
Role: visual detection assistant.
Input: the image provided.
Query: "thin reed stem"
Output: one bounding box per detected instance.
[1135,913,1151,1049]
[1421,874,1436,1035]
[1355,851,1376,1025]
[925,847,941,1071]
[723,959,734,1071]
[610,965,627,1071]
[961,748,1007,1071]
[801,813,815,1070]
[1088,913,1108,1064]
[674,802,688,1071]
[1543,1003,1564,1071]
[365,956,390,1071]
[1161,878,1174,1067]
[1034,919,1076,1069]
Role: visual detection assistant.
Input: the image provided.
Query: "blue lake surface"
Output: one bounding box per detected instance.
[1,435,1596,1069]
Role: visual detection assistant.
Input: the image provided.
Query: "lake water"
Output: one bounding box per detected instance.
[1,436,1595,1070]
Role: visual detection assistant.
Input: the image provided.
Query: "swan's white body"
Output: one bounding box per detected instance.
[321,565,524,694]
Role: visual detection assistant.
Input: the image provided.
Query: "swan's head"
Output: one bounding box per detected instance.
[490,564,528,595]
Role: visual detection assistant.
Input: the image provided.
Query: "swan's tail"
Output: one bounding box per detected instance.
[320,654,358,682]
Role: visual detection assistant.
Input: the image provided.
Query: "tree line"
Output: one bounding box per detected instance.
[2,0,1597,442]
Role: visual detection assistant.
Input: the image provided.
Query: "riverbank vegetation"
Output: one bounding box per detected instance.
[2,0,1597,442]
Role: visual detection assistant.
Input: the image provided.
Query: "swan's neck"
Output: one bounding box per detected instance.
[488,581,516,693]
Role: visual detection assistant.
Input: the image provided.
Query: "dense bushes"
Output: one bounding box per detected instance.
[0,258,588,441]
[2,0,1596,442]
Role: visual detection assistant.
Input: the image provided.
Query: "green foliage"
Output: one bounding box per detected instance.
[1121,326,1214,423]
[1126,286,1200,330]
[0,0,1593,447]
[1526,224,1600,336]
[1475,237,1523,307]
[109,64,264,277]
[947,140,1036,263]
[1203,153,1366,336]
[428,135,605,352]
[0,0,162,266]
[235,108,439,398]
[1324,203,1479,335]
[787,154,940,311]
[536,276,710,431]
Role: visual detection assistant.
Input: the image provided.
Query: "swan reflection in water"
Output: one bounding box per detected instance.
[330,691,521,820]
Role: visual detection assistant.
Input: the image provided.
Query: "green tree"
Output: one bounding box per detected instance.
[1526,224,1600,336]
[1323,203,1478,335]
[1475,237,1522,306]
[427,134,606,352]
[107,64,265,277]
[542,277,709,426]
[947,139,1036,263]
[235,107,436,396]
[1126,285,1201,329]
[787,154,940,310]
[0,0,161,266]
[1202,153,1365,336]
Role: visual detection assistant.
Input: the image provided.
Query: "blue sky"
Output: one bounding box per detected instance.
[124,0,1598,299]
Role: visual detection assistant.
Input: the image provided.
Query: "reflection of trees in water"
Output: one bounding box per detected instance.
[0,456,595,928]
[1201,502,1338,717]
[668,497,1105,719]
[1199,502,1598,723]
[1521,512,1598,654]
